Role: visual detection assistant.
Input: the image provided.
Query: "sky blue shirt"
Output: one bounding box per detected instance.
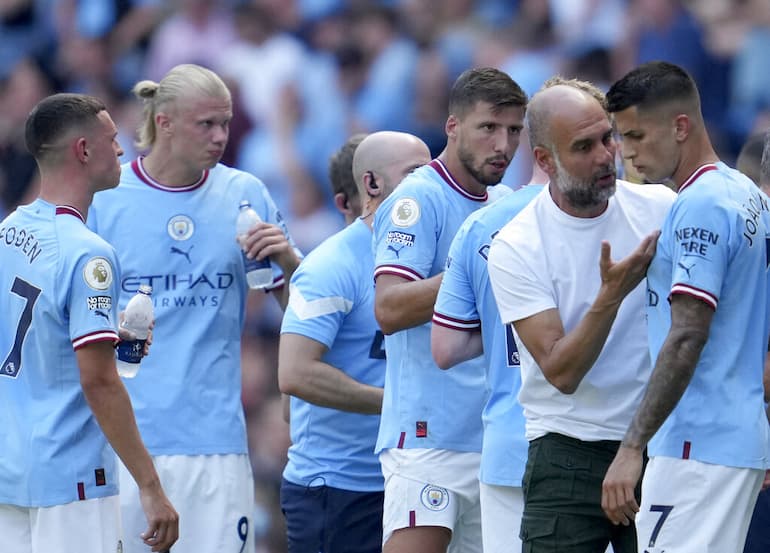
[0,200,120,506]
[647,162,770,468]
[373,159,506,453]
[433,185,541,486]
[281,219,384,491]
[89,158,299,456]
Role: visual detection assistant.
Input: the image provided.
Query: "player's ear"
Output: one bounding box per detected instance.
[446,114,458,140]
[74,136,89,163]
[155,111,172,136]
[364,171,381,198]
[674,114,690,143]
[333,192,351,217]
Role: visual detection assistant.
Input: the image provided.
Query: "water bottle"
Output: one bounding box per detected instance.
[116,285,153,378]
[236,200,272,289]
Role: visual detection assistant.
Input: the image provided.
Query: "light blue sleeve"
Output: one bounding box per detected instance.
[434,218,479,326]
[374,185,438,281]
[251,175,303,286]
[281,252,353,349]
[666,193,730,308]
[66,242,121,347]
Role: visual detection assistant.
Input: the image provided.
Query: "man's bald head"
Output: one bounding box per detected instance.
[526,78,608,152]
[352,131,431,200]
[525,78,617,215]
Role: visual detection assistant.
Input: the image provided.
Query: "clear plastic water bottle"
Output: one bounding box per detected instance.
[236,200,272,290]
[116,285,153,378]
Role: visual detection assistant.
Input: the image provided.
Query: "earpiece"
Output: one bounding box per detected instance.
[367,171,379,189]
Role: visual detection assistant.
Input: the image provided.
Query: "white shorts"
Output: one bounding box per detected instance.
[479,482,523,553]
[637,456,763,553]
[380,448,482,552]
[0,495,121,553]
[119,453,255,553]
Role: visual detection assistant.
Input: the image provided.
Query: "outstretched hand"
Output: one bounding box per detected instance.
[599,230,660,302]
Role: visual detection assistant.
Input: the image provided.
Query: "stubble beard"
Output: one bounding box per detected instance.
[553,155,616,210]
[457,144,505,187]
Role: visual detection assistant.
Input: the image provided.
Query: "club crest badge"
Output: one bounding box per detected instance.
[420,484,449,511]
[167,214,194,241]
[83,257,113,290]
[390,198,420,228]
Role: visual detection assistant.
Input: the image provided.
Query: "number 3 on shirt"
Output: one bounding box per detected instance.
[2,277,41,378]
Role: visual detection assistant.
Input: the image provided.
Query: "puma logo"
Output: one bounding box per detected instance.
[170,245,194,263]
[677,260,695,279]
[387,244,403,258]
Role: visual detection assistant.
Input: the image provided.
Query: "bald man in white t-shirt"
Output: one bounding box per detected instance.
[488,77,675,553]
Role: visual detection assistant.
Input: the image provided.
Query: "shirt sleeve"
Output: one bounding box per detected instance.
[373,189,438,282]
[280,254,352,348]
[67,245,121,350]
[666,194,730,310]
[433,219,480,331]
[255,179,304,291]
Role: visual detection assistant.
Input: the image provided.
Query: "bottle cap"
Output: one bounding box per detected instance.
[138,284,153,295]
[239,200,251,209]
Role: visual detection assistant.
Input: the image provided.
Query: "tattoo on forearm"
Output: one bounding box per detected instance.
[624,334,701,449]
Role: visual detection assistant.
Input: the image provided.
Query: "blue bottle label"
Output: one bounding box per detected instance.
[117,339,147,364]
[242,251,270,272]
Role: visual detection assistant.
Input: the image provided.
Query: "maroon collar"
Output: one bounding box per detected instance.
[428,159,488,202]
[131,157,209,192]
[678,163,718,193]
[55,205,85,223]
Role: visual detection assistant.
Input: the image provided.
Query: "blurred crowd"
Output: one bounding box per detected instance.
[2,0,770,550]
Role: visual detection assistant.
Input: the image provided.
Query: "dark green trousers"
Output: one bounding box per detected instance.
[520,433,642,553]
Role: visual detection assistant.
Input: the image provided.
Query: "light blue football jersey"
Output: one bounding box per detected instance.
[647,162,770,468]
[88,158,299,455]
[373,159,507,453]
[281,219,385,492]
[0,200,121,507]
[433,185,541,486]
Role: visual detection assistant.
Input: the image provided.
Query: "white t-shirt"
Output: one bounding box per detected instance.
[488,181,675,442]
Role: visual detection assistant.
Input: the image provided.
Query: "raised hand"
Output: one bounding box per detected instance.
[598,230,660,303]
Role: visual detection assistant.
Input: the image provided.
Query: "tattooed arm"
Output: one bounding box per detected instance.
[601,294,713,525]
[622,294,712,448]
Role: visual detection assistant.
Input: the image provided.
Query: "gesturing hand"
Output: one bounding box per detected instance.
[599,230,660,302]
